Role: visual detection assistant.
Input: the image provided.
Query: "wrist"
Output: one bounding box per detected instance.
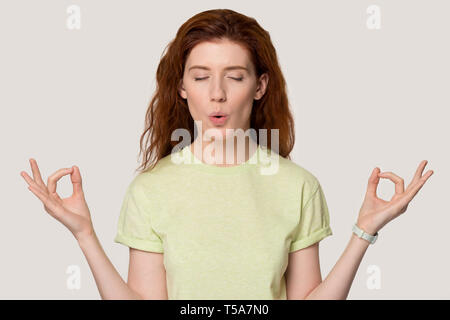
[356,219,378,236]
[352,222,379,245]
[76,229,97,245]
[351,231,372,245]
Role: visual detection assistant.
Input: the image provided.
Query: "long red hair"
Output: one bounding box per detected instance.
[136,9,295,174]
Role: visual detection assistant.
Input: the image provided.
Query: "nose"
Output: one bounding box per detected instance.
[210,78,226,102]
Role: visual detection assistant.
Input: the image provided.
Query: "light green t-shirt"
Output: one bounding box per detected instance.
[114,144,333,300]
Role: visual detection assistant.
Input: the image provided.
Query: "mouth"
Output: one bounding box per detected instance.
[208,115,228,125]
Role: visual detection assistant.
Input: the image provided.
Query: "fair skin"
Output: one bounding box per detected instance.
[178,38,268,166]
[20,39,434,300]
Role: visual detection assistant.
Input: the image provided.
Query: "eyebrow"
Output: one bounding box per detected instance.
[188,65,249,72]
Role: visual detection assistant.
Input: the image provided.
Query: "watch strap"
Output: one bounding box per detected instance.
[352,223,378,244]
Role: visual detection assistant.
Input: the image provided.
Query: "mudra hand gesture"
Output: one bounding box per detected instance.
[20,159,95,241]
[357,160,434,236]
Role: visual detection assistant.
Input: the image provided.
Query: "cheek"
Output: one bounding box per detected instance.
[231,90,255,113]
[184,82,201,100]
[184,87,205,112]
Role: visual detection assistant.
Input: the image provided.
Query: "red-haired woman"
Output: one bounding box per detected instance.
[21,9,433,300]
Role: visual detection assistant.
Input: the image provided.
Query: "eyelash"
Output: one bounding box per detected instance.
[194,77,243,81]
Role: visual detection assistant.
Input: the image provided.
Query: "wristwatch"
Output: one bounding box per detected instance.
[352,223,378,244]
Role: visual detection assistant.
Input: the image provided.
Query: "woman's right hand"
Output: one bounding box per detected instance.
[20,159,95,241]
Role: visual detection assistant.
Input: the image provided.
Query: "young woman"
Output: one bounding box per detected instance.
[20,9,433,300]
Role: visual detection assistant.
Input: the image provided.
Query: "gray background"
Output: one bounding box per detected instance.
[1,0,448,299]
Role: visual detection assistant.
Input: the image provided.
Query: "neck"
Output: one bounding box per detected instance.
[189,136,258,167]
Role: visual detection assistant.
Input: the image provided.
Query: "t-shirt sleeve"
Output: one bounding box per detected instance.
[114,177,164,253]
[289,181,333,252]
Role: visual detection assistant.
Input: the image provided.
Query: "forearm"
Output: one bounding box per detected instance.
[77,231,142,300]
[305,232,371,300]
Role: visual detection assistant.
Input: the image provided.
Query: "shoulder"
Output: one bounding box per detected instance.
[265,147,320,190]
[262,147,322,203]
[126,149,186,193]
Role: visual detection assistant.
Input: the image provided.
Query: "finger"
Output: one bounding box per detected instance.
[20,171,48,194]
[378,171,405,195]
[27,183,49,202]
[400,171,433,203]
[366,167,381,198]
[407,160,429,190]
[21,171,48,193]
[71,165,83,196]
[27,184,59,215]
[29,158,46,188]
[47,167,74,194]
[406,169,434,201]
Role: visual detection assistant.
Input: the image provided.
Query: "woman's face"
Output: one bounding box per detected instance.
[179,38,268,142]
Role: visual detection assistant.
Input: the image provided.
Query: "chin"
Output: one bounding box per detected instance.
[204,127,234,141]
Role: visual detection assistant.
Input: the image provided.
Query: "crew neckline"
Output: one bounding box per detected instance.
[181,143,262,174]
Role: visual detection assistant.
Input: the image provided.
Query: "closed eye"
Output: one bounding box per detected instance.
[194,77,244,81]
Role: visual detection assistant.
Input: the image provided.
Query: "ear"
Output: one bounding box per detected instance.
[178,78,187,99]
[254,73,269,100]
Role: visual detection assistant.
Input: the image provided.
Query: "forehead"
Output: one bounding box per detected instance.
[186,39,252,71]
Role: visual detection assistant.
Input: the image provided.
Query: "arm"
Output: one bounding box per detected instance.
[21,160,166,300]
[285,227,370,300]
[77,231,144,300]
[127,247,168,299]
[285,243,322,300]
[300,161,433,299]
[304,230,371,300]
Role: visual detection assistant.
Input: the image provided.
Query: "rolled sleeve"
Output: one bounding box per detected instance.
[290,182,333,252]
[114,177,164,253]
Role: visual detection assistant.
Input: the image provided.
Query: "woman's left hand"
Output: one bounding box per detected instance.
[356,160,434,235]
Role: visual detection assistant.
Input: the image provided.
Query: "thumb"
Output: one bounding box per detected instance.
[71,165,84,196]
[366,167,381,198]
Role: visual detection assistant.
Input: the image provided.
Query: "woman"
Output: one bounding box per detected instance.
[20,9,433,300]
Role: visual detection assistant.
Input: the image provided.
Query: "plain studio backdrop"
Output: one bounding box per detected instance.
[0,0,448,299]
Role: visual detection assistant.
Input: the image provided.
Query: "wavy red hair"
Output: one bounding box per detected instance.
[136,9,295,174]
